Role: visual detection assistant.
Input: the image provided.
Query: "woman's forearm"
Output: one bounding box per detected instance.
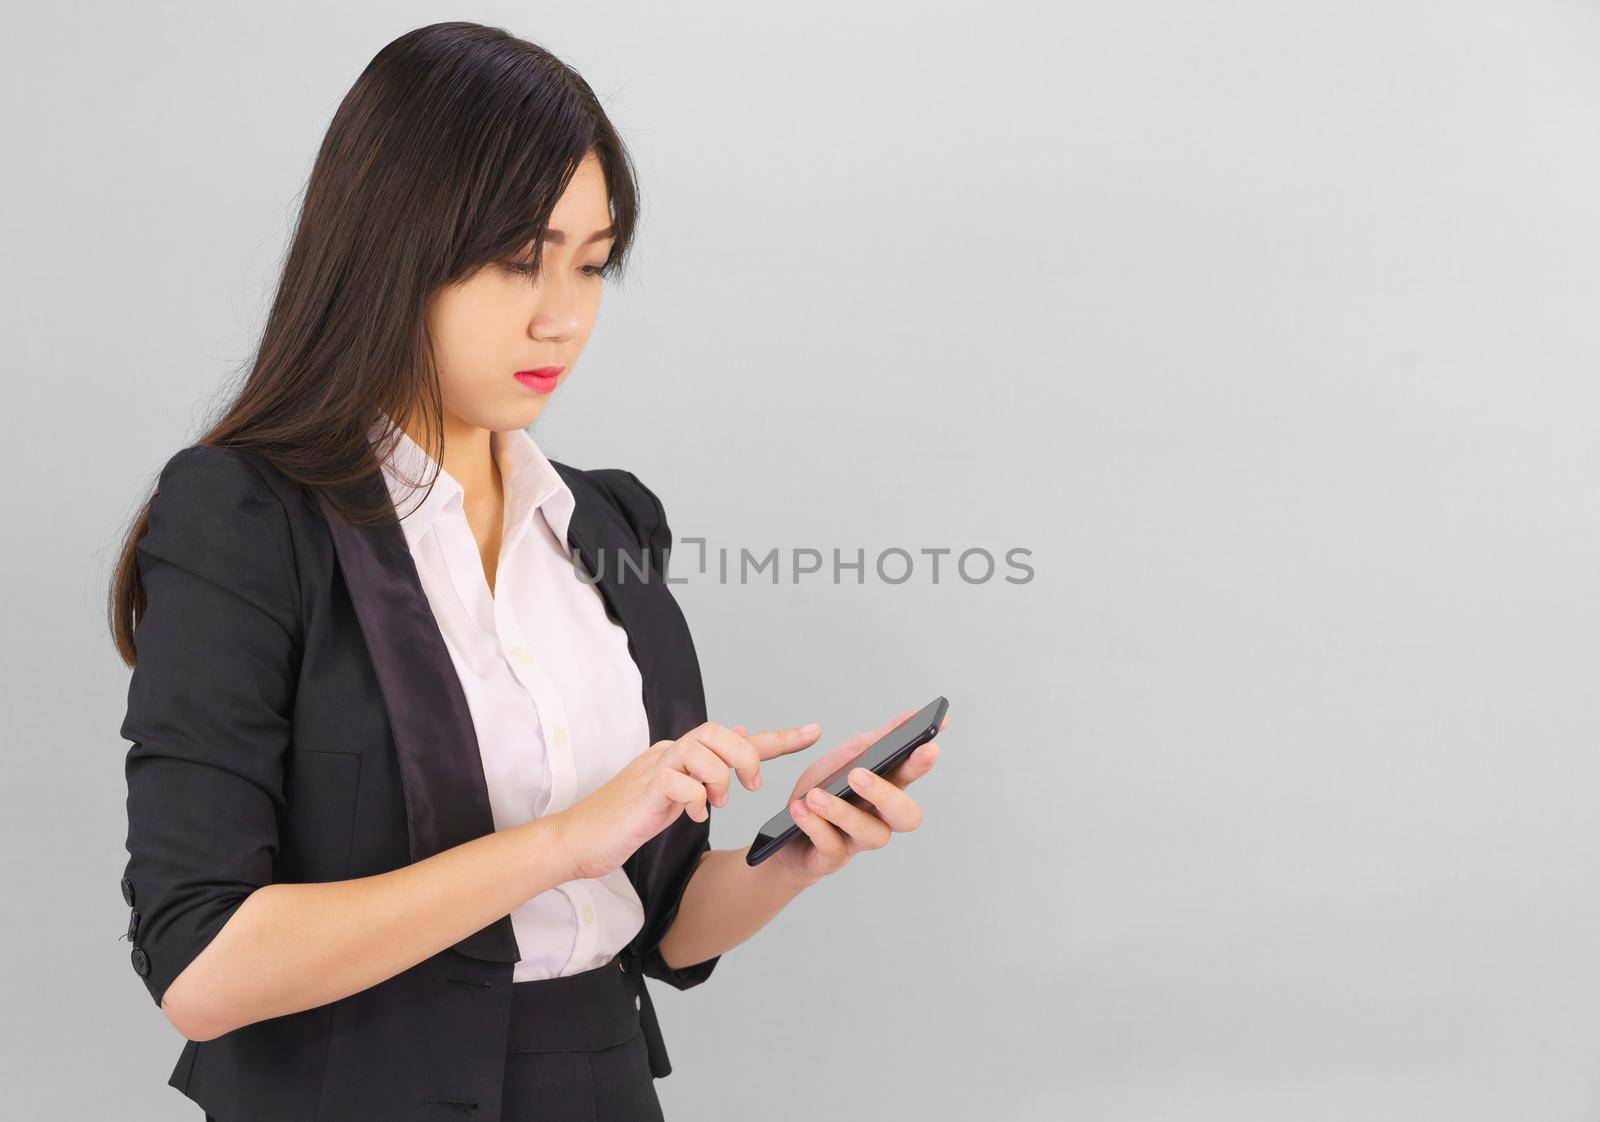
[657,845,814,971]
[163,812,581,1041]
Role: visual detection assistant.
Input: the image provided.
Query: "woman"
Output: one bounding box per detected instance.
[106,21,946,1122]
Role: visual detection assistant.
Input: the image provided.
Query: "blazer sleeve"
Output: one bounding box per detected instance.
[589,467,720,991]
[119,444,301,1011]
[587,467,673,578]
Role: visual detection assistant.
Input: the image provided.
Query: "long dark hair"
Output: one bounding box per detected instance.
[108,21,642,667]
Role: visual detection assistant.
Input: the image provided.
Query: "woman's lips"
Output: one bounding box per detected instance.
[514,366,563,393]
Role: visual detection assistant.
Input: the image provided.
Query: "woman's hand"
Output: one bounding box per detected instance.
[736,707,948,888]
[555,720,822,880]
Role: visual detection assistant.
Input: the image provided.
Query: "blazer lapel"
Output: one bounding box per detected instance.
[552,463,707,748]
[315,473,518,963]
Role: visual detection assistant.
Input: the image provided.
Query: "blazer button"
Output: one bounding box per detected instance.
[121,877,135,906]
[130,947,150,976]
[126,910,140,942]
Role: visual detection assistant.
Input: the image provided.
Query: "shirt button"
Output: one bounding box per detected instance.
[121,877,135,906]
[580,903,595,926]
[552,727,568,748]
[130,947,150,976]
[511,647,532,664]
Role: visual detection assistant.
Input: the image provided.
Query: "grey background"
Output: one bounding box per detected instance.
[4,1,1598,1118]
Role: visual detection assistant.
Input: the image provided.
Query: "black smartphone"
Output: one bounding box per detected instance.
[744,696,948,866]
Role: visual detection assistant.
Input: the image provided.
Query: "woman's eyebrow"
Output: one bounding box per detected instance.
[542,224,616,247]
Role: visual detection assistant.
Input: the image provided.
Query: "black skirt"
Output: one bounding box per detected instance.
[205,952,663,1122]
[500,953,666,1122]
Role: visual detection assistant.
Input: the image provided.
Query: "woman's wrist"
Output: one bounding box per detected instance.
[521,809,586,886]
[746,845,822,892]
[657,845,815,970]
[534,806,585,883]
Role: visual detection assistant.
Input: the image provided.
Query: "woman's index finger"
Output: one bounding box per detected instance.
[739,724,822,761]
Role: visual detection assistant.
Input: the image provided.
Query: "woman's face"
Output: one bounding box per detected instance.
[422,150,615,435]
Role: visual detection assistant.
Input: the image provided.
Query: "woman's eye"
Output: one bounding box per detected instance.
[502,261,608,279]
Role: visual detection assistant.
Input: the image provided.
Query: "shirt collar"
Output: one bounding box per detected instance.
[367,411,576,557]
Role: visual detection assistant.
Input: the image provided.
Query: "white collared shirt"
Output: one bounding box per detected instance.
[367,414,649,981]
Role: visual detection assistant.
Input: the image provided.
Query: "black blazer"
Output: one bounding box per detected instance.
[119,441,719,1121]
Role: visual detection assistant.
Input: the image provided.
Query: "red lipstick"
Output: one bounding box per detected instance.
[514,366,563,394]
